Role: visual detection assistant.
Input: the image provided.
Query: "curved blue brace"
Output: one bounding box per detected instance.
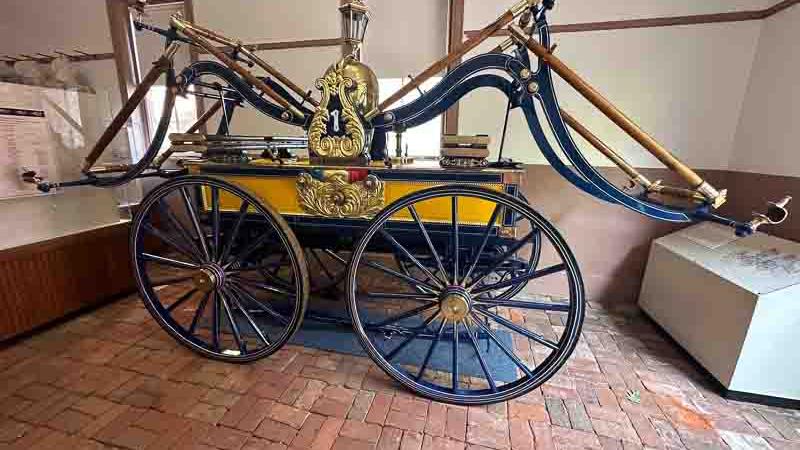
[178,61,311,127]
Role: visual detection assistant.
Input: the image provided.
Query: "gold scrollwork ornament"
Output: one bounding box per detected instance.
[308,56,378,160]
[297,171,385,218]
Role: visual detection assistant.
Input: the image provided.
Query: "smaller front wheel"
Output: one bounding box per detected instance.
[131,176,309,362]
[346,186,585,405]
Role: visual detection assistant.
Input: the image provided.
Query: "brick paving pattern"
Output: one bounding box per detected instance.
[1,295,798,449]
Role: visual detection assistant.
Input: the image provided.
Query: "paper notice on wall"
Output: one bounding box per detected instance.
[0,106,57,199]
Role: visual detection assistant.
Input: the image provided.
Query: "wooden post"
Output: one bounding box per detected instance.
[443,0,465,136]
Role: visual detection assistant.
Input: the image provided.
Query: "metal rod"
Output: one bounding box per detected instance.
[379,0,539,111]
[559,108,652,188]
[186,99,223,134]
[560,109,706,202]
[508,24,727,207]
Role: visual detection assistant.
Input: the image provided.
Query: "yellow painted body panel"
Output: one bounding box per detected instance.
[200,174,505,226]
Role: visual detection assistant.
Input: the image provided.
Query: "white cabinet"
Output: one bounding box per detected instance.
[639,223,800,402]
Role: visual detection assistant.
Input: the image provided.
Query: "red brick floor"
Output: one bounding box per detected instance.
[1,295,799,450]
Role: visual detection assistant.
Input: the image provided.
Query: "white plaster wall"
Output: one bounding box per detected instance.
[193,0,339,42]
[459,2,763,168]
[363,0,449,78]
[729,6,800,177]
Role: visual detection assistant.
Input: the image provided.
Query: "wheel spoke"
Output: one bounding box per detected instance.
[226,261,284,273]
[229,282,290,326]
[211,187,221,260]
[257,268,294,291]
[167,288,199,312]
[143,224,200,264]
[309,249,337,282]
[180,187,211,261]
[474,307,559,350]
[322,249,348,266]
[141,253,198,270]
[380,229,445,289]
[471,264,566,296]
[225,229,275,269]
[452,196,460,285]
[474,298,570,312]
[157,199,204,262]
[408,205,448,284]
[188,292,211,335]
[462,205,502,284]
[366,292,437,303]
[452,320,460,390]
[416,319,448,381]
[363,259,440,294]
[270,253,288,277]
[219,290,247,354]
[370,302,440,328]
[384,313,440,361]
[219,200,250,264]
[465,320,497,391]
[225,287,270,346]
[471,313,534,377]
[234,276,294,298]
[211,292,221,351]
[467,230,536,289]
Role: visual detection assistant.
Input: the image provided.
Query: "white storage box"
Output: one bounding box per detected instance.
[639,222,800,404]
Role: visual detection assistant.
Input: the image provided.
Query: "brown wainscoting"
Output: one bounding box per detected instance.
[0,222,136,342]
[518,165,800,305]
[718,171,800,243]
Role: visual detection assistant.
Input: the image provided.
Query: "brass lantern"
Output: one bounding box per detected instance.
[340,0,370,56]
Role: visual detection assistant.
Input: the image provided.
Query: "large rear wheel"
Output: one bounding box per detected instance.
[346,185,584,404]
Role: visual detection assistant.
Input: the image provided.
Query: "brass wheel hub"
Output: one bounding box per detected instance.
[194,265,225,293]
[439,288,472,322]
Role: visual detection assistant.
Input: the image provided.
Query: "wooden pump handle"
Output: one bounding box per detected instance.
[508,24,727,207]
[173,17,305,120]
[174,17,318,108]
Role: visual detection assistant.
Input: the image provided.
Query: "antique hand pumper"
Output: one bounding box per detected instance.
[22,0,791,405]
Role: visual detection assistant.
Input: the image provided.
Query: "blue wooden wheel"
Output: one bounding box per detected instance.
[346,185,584,405]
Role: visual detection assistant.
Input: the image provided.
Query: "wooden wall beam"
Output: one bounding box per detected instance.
[443,0,465,136]
[106,0,138,104]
